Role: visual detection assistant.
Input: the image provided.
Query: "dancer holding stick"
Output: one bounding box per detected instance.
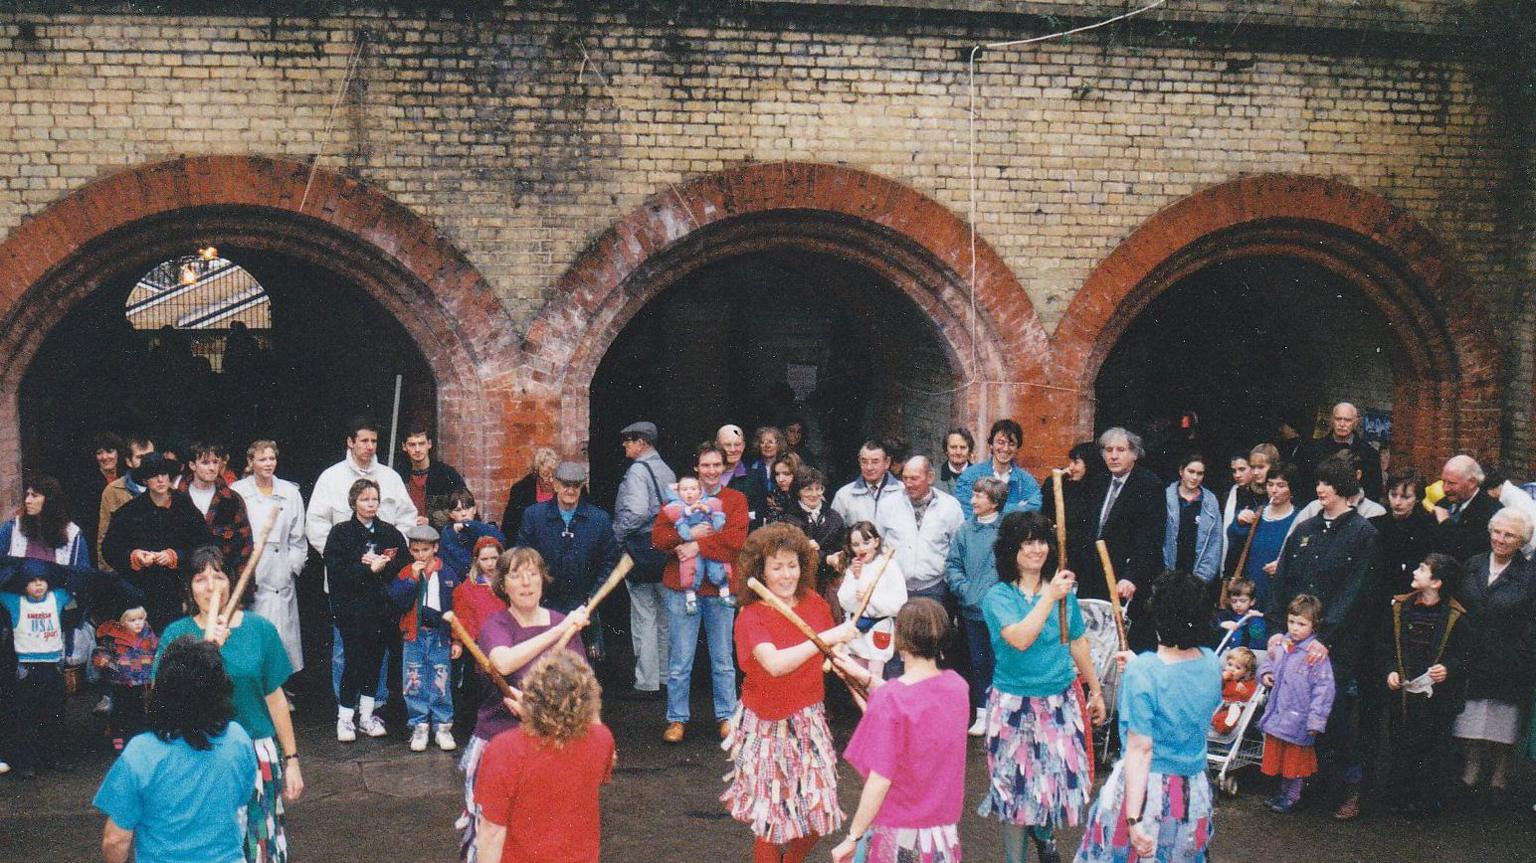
[158,545,302,863]
[443,611,517,700]
[726,523,857,863]
[457,546,588,863]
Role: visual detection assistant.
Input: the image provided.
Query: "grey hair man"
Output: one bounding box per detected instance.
[613,421,676,699]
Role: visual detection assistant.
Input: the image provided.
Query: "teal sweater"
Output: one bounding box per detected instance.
[945,516,1000,620]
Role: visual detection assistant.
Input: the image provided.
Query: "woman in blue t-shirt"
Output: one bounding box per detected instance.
[1075,569,1224,863]
[95,637,257,863]
[979,512,1107,863]
[156,546,302,863]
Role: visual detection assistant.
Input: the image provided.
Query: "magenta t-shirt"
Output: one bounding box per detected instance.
[843,670,969,828]
[473,609,586,741]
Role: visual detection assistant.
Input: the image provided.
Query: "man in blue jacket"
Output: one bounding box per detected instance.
[516,462,622,659]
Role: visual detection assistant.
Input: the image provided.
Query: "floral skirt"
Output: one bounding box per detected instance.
[721,703,845,843]
[242,736,287,863]
[459,734,490,862]
[977,685,1091,828]
[1074,760,1213,863]
[855,824,962,863]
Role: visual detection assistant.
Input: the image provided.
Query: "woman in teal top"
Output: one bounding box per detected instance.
[156,546,303,863]
[1075,569,1223,863]
[979,511,1107,863]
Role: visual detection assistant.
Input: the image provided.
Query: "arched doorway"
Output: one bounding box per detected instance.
[1094,256,1396,477]
[523,162,1053,492]
[0,156,514,508]
[1056,174,1501,475]
[588,246,959,501]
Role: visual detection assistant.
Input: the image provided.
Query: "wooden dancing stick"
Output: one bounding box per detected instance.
[442,611,519,700]
[747,577,869,703]
[1219,504,1265,610]
[218,505,283,621]
[555,552,636,651]
[1096,539,1129,652]
[1052,468,1070,644]
[203,582,224,642]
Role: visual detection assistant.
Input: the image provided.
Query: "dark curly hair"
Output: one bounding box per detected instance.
[20,474,70,549]
[149,636,235,751]
[1150,569,1210,649]
[993,511,1059,584]
[736,522,818,606]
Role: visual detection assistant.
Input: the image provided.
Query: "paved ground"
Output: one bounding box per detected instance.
[6,662,1536,862]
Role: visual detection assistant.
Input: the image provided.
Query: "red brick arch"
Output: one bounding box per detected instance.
[521,162,1053,468]
[0,155,516,499]
[1051,173,1501,472]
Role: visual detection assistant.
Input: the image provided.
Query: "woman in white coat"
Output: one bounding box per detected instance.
[231,439,309,674]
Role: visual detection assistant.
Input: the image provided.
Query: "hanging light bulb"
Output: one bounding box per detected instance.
[178,262,198,285]
[198,246,219,261]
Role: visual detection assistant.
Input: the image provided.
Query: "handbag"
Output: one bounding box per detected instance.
[622,460,670,584]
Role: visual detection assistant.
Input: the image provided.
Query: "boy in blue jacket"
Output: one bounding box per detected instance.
[391,524,463,752]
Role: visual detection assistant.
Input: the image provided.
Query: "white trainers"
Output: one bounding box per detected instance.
[336,718,357,743]
[409,724,430,752]
[360,715,388,738]
[435,726,458,752]
[0,760,11,775]
[967,708,986,737]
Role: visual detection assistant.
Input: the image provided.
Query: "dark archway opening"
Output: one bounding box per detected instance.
[588,248,959,504]
[1095,256,1396,482]
[21,245,437,541]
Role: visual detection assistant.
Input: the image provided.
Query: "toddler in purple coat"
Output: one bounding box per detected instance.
[1256,594,1336,813]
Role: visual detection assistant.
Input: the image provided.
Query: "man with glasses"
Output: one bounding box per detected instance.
[514,462,621,660]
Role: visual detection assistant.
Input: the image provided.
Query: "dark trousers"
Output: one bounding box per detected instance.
[109,683,150,742]
[884,582,948,679]
[14,662,65,770]
[336,615,394,711]
[960,616,995,711]
[1385,695,1459,811]
[1320,667,1364,787]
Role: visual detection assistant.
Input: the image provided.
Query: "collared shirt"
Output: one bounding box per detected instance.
[911,491,934,528]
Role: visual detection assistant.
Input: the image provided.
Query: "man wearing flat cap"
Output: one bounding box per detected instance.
[614,421,676,700]
[515,461,622,659]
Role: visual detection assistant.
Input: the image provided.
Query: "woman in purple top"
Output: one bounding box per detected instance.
[832,599,969,863]
[458,546,590,862]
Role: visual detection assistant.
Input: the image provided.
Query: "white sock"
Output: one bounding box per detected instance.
[338,706,355,722]
[358,696,376,723]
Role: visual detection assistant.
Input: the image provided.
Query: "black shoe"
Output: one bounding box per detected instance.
[1031,834,1061,863]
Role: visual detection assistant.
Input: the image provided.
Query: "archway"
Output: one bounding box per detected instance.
[1056,174,1501,475]
[0,156,515,507]
[524,162,1052,487]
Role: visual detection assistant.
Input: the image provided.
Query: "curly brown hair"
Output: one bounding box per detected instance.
[520,651,602,746]
[735,522,818,606]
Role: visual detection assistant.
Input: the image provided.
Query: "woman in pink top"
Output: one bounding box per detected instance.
[833,599,969,863]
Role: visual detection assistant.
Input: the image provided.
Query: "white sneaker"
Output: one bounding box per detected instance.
[436,726,458,752]
[409,724,430,752]
[360,715,388,738]
[967,708,986,737]
[93,695,112,715]
[454,812,471,831]
[336,718,357,743]
[0,760,11,775]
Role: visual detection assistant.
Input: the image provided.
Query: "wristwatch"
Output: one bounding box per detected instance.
[1124,814,1141,827]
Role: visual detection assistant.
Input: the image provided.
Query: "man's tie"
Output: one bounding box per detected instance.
[1099,478,1123,536]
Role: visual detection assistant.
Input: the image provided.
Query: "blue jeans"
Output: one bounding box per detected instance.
[331,623,389,705]
[960,616,994,711]
[663,589,737,723]
[402,628,453,727]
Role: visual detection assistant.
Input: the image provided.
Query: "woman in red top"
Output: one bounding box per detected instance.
[723,522,857,863]
[473,650,614,863]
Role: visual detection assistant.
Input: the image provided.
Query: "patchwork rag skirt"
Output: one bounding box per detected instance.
[459,734,491,862]
[854,824,963,863]
[721,703,845,843]
[977,685,1091,827]
[1074,760,1214,863]
[241,736,288,863]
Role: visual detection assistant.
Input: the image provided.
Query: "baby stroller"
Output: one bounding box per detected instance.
[1078,598,1126,765]
[1206,624,1269,795]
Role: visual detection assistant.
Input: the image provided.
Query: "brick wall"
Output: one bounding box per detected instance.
[0,2,1526,490]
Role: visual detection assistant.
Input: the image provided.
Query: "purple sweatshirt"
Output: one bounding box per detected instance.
[1257,634,1336,746]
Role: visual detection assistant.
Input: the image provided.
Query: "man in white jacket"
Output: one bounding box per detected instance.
[306,417,419,713]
